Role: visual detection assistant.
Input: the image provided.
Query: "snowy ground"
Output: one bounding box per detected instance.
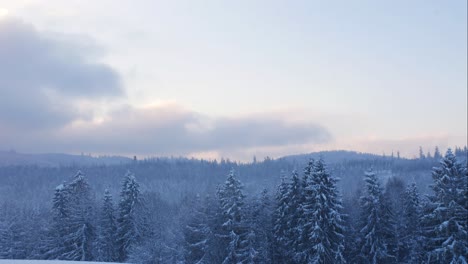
[0,261,122,264]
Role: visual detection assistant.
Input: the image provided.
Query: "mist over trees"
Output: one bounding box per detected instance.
[0,147,466,263]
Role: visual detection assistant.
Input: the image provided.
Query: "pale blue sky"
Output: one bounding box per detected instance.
[0,0,466,160]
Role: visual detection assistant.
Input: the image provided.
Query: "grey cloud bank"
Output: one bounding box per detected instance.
[3,104,332,156]
[57,105,332,155]
[0,18,331,156]
[0,18,122,129]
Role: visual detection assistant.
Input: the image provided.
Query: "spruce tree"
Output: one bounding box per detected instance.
[45,183,70,259]
[303,158,346,263]
[286,170,304,263]
[244,229,259,264]
[97,189,117,262]
[359,169,396,263]
[0,216,7,259]
[62,171,96,261]
[380,195,398,261]
[217,169,248,264]
[419,146,426,159]
[342,189,362,263]
[401,183,424,263]
[422,149,467,263]
[116,171,142,262]
[273,173,291,263]
[205,193,225,263]
[434,146,442,160]
[254,188,273,263]
[295,160,315,263]
[184,194,210,264]
[383,177,405,261]
[0,214,28,259]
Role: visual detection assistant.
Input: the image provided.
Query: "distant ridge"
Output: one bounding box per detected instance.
[0,149,431,167]
[0,150,132,167]
[279,150,392,164]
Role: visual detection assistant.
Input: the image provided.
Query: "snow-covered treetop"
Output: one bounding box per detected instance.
[55,183,66,191]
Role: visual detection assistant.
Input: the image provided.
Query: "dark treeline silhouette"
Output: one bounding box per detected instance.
[0,148,466,263]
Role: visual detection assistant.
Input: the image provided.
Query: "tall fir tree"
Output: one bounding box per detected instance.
[273,173,291,263]
[0,215,7,259]
[184,194,210,264]
[401,182,424,263]
[434,146,442,160]
[342,188,362,263]
[254,188,273,264]
[243,229,259,264]
[62,171,96,261]
[303,158,346,263]
[422,149,467,263]
[295,160,315,263]
[358,169,396,263]
[97,189,117,262]
[383,177,405,262]
[116,171,142,262]
[419,146,426,159]
[0,214,28,259]
[286,170,304,263]
[44,183,70,259]
[217,169,248,264]
[204,193,225,263]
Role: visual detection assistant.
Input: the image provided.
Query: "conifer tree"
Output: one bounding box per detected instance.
[244,229,259,264]
[45,183,70,259]
[434,146,442,160]
[422,149,467,263]
[0,216,7,259]
[380,194,398,260]
[273,174,291,263]
[303,159,346,263]
[285,170,304,263]
[0,214,28,259]
[384,177,405,261]
[204,193,225,263]
[419,147,426,159]
[427,151,432,159]
[359,169,396,263]
[116,171,142,262]
[97,189,117,262]
[62,171,96,261]
[401,182,424,263]
[295,160,315,263]
[184,194,210,264]
[342,189,362,263]
[255,188,273,263]
[217,169,248,264]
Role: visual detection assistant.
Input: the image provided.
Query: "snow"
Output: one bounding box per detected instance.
[0,261,123,264]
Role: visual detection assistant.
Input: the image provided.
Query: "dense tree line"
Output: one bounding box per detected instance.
[0,149,466,263]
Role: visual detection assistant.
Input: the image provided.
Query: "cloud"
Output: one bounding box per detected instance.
[0,18,122,129]
[0,18,331,158]
[64,104,332,154]
[1,104,332,157]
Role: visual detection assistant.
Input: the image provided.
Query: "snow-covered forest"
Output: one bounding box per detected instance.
[1,0,467,262]
[0,147,467,263]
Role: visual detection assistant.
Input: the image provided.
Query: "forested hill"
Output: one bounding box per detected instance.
[282,149,387,163]
[0,149,395,167]
[0,147,466,263]
[0,150,132,167]
[0,148,466,208]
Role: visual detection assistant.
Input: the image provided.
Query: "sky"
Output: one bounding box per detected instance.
[0,0,466,161]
